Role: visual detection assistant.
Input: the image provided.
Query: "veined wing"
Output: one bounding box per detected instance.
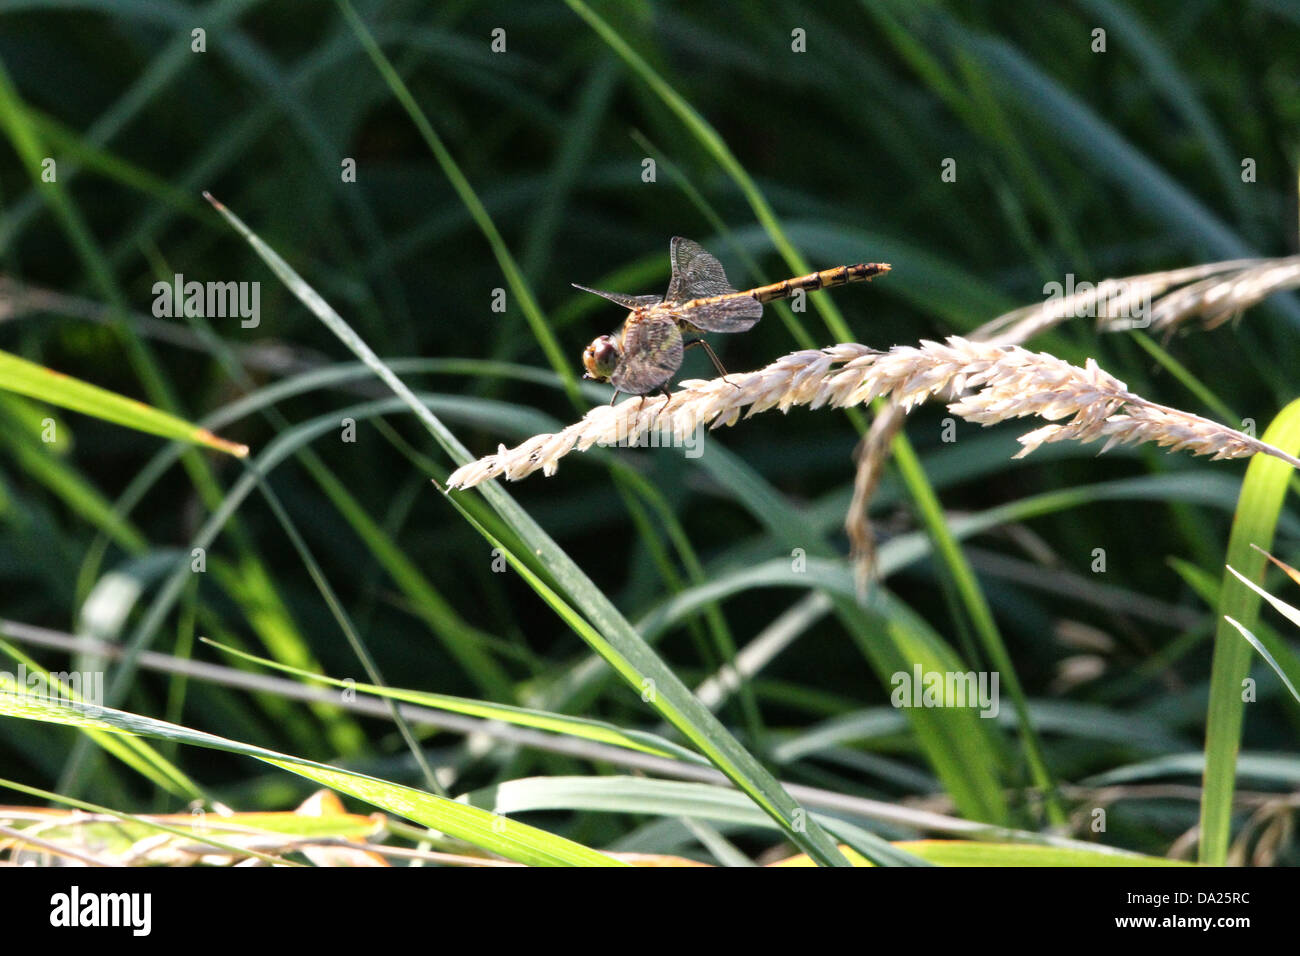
[679,292,763,333]
[665,237,741,303]
[611,312,683,395]
[572,283,663,310]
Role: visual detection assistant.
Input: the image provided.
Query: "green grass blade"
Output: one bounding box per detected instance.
[0,350,248,458]
[442,493,854,865]
[203,637,709,765]
[1199,398,1300,863]
[1223,616,1300,706]
[463,774,929,866]
[0,690,621,866]
[0,637,201,800]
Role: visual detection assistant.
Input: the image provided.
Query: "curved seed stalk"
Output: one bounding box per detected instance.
[846,254,1300,582]
[446,337,1300,491]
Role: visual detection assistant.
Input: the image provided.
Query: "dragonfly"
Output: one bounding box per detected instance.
[576,237,890,404]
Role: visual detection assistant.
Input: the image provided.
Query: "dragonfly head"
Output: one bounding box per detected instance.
[582,334,621,382]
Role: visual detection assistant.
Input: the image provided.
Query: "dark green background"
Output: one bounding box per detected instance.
[1,0,1297,861]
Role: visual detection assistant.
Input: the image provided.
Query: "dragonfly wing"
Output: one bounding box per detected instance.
[665,237,740,302]
[572,284,663,310]
[611,313,683,395]
[681,293,764,333]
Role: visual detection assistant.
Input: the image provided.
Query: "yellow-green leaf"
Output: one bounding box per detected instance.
[0,349,248,457]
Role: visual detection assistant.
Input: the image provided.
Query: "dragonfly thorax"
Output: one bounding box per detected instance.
[582,333,622,382]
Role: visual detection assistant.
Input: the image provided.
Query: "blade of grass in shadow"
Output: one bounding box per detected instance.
[203,196,852,866]
[520,56,619,285]
[1199,397,1300,864]
[617,473,765,748]
[891,432,1064,824]
[643,474,1277,637]
[0,397,147,552]
[239,472,446,796]
[545,439,1010,825]
[861,1,1089,270]
[70,359,522,700]
[21,106,205,219]
[332,0,582,407]
[0,0,261,247]
[959,34,1261,265]
[72,377,556,700]
[130,298,508,750]
[358,404,764,750]
[1077,0,1246,220]
[692,442,1013,823]
[1089,753,1300,788]
[69,395,523,789]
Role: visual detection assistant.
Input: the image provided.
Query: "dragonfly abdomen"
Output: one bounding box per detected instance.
[752,262,891,303]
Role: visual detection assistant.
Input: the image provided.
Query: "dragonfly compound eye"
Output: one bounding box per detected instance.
[582,335,620,381]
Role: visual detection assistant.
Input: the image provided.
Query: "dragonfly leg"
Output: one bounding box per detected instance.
[650,386,673,426]
[608,389,622,407]
[685,338,741,389]
[636,393,671,435]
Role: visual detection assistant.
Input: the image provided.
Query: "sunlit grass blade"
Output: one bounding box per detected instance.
[0,350,248,458]
[1199,397,1300,864]
[0,691,622,866]
[0,637,201,801]
[203,637,709,765]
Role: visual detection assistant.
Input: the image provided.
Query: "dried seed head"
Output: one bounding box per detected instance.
[444,337,1300,491]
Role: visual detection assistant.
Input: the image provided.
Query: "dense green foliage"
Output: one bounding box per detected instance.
[1,0,1298,865]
